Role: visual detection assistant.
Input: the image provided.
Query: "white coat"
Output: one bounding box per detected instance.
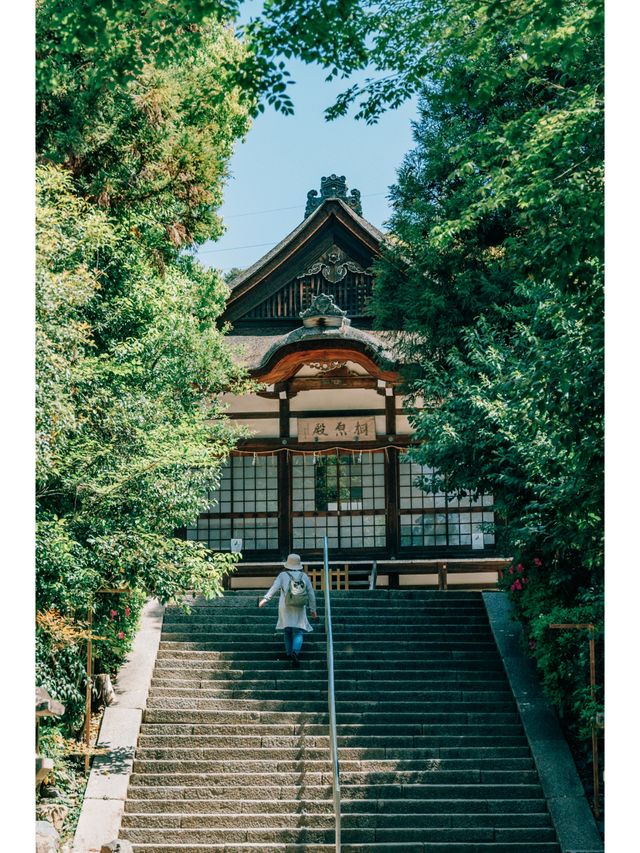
[263,570,317,632]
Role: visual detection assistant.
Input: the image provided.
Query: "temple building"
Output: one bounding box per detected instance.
[185,176,508,587]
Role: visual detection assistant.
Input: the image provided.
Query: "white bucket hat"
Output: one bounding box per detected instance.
[283,553,303,571]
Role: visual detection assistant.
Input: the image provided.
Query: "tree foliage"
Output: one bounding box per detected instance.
[252,0,604,748]
[35,3,263,726]
[369,0,603,748]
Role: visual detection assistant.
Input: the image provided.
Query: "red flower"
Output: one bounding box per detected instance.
[516,564,523,573]
[508,567,514,574]
[533,558,542,567]
[514,579,523,591]
[117,631,125,639]
[124,606,131,617]
[110,609,118,617]
[522,577,528,584]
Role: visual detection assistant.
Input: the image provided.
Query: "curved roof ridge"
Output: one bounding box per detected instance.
[227,198,386,293]
[258,322,396,371]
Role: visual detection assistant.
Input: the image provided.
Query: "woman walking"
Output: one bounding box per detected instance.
[258,554,317,667]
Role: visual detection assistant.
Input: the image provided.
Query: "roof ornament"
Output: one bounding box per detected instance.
[304,175,363,218]
[300,245,367,283]
[299,293,350,328]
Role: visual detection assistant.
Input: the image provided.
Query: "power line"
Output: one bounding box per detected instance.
[225,203,301,219]
[195,191,390,257]
[197,240,279,255]
[223,190,388,221]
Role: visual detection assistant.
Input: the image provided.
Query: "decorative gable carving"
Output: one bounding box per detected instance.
[300,245,368,283]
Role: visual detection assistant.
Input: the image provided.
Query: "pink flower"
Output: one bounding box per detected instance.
[508,567,514,574]
[522,577,528,584]
[533,558,542,567]
[516,564,524,573]
[514,579,523,591]
[117,631,125,639]
[510,583,516,591]
[110,609,118,617]
[124,606,131,617]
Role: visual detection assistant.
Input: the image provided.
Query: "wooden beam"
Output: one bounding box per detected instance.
[288,377,387,392]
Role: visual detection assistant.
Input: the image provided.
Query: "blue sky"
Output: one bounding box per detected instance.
[195,58,418,274]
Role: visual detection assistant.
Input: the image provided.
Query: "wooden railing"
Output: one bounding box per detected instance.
[233,557,510,591]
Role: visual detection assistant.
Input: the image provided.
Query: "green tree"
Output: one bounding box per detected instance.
[252,0,604,747]
[35,4,261,726]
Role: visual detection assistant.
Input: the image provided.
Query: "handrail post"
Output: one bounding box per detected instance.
[323,536,341,852]
[369,559,378,590]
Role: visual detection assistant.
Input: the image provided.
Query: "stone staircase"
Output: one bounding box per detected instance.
[120,589,560,852]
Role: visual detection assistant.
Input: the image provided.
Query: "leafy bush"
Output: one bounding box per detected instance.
[500,555,603,750]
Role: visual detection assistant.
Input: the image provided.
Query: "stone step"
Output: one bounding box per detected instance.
[160,630,495,642]
[124,797,550,815]
[162,613,491,625]
[128,844,560,853]
[135,746,532,761]
[133,756,534,774]
[152,667,506,682]
[137,734,529,750]
[144,695,515,710]
[128,769,541,786]
[122,811,552,829]
[137,723,526,738]
[161,621,494,632]
[120,825,557,844]
[154,649,500,662]
[144,697,516,713]
[149,677,510,692]
[150,684,513,702]
[179,590,483,600]
[125,783,545,802]
[157,640,498,651]
[143,710,519,727]
[151,666,507,680]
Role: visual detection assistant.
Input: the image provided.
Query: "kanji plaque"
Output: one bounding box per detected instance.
[297,416,377,442]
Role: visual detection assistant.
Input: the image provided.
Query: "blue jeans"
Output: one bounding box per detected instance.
[283,627,304,656]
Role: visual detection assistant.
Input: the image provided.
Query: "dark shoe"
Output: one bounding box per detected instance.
[291,653,300,668]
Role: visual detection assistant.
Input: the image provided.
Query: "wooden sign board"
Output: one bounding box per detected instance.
[297,415,377,442]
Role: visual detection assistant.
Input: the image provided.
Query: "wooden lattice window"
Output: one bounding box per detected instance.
[398,456,495,549]
[186,455,279,552]
[291,451,386,551]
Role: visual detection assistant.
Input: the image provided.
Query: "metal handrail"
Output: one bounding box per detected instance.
[369,559,378,590]
[323,536,341,852]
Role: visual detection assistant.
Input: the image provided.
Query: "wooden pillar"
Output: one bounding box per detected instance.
[279,390,290,440]
[278,391,291,556]
[385,388,400,560]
